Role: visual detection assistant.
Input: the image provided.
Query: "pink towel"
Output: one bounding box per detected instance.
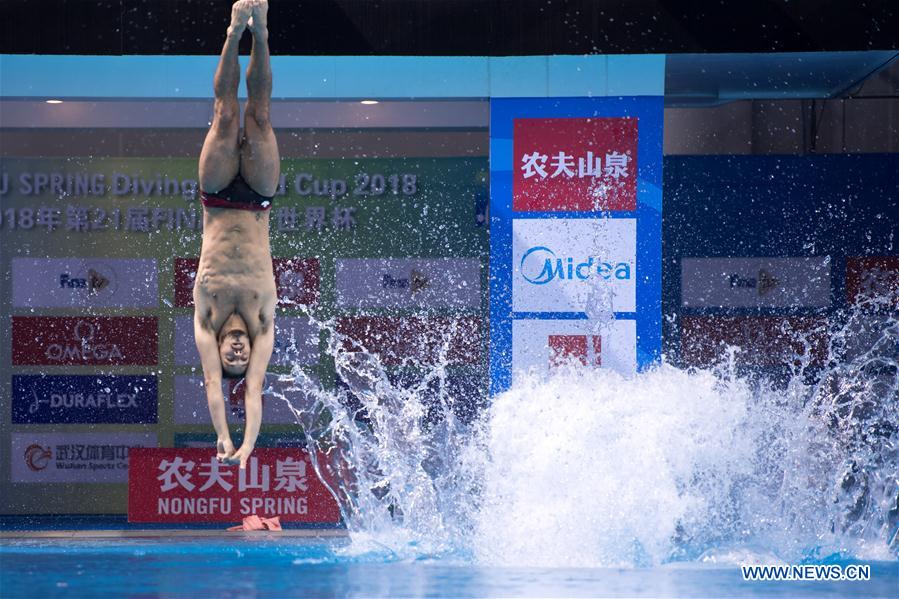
[226,515,282,531]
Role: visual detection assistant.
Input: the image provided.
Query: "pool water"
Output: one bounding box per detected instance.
[2,537,897,598]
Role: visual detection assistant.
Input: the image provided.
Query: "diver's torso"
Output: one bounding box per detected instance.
[194,207,276,337]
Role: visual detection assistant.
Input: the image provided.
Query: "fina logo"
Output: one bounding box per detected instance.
[382,269,431,293]
[728,269,780,297]
[520,246,632,285]
[59,265,114,296]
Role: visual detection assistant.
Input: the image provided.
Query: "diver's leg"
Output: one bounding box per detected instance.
[199,1,253,193]
[240,0,280,198]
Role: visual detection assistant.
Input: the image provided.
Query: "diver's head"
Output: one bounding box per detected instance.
[218,313,251,378]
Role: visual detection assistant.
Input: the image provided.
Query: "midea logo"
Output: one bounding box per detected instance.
[520,246,632,285]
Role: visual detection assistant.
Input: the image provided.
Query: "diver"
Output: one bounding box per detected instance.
[194,0,279,469]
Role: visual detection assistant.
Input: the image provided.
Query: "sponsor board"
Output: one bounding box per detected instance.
[337,371,487,425]
[173,315,198,365]
[513,117,638,212]
[12,317,158,366]
[336,316,482,366]
[840,316,898,362]
[846,257,899,309]
[12,258,158,308]
[128,448,341,523]
[511,319,636,382]
[512,218,636,313]
[680,316,828,367]
[270,318,320,365]
[174,316,319,366]
[273,258,321,308]
[490,97,663,393]
[175,257,320,308]
[11,432,157,483]
[173,258,198,306]
[172,375,209,423]
[12,375,158,424]
[173,374,316,425]
[335,258,481,309]
[681,257,832,308]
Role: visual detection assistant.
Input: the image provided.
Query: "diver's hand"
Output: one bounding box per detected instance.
[216,437,236,462]
[224,444,254,469]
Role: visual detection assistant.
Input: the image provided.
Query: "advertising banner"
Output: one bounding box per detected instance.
[512,117,638,212]
[12,258,158,308]
[489,97,663,392]
[512,218,636,313]
[336,258,481,309]
[11,432,158,483]
[12,316,158,366]
[12,375,158,424]
[337,315,482,366]
[512,318,636,375]
[846,256,899,308]
[680,316,829,367]
[681,257,831,308]
[128,448,341,523]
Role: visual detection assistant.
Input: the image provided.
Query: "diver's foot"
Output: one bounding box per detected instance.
[248,0,269,37]
[229,0,253,36]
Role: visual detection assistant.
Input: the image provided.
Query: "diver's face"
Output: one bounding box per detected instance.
[219,314,251,376]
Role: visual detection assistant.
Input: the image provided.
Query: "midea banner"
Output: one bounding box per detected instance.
[489,97,663,392]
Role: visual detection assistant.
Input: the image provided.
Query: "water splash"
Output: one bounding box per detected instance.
[268,305,899,567]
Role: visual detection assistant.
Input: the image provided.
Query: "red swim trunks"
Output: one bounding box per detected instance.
[200,173,273,211]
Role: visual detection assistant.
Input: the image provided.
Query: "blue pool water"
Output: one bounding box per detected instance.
[2,537,897,598]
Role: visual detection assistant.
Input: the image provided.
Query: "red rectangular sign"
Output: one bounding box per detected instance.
[336,316,482,366]
[513,117,638,212]
[12,316,158,365]
[548,334,602,368]
[846,256,899,309]
[175,257,320,308]
[173,257,198,307]
[128,448,341,523]
[272,258,321,308]
[680,316,828,367]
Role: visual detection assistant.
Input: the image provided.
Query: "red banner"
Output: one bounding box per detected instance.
[175,257,320,308]
[846,256,899,308]
[12,316,158,365]
[336,315,482,366]
[128,448,341,523]
[680,316,828,367]
[513,117,638,212]
[548,334,602,368]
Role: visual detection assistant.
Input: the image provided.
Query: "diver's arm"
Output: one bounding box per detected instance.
[193,312,234,459]
[227,320,274,469]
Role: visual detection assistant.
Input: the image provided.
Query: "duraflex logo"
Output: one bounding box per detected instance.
[520,246,632,285]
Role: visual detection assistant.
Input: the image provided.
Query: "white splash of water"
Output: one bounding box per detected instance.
[474,365,756,568]
[270,308,899,567]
